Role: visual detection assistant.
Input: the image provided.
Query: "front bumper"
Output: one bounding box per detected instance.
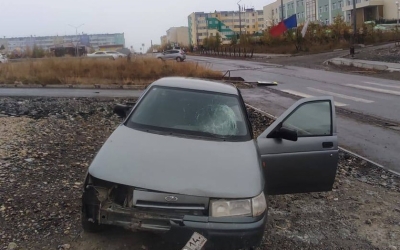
[97,204,266,249]
[166,215,267,249]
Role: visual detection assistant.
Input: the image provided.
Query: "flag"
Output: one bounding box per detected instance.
[269,14,298,37]
[301,20,309,37]
[269,22,287,37]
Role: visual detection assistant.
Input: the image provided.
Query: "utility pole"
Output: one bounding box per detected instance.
[396,1,399,26]
[68,23,84,56]
[350,0,356,57]
[238,0,242,35]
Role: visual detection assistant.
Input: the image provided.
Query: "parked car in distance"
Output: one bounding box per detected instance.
[156,49,186,62]
[81,77,338,249]
[0,54,8,63]
[87,51,126,59]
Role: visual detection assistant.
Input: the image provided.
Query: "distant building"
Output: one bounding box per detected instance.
[164,27,190,47]
[188,9,264,46]
[263,0,399,27]
[98,44,124,51]
[2,33,125,52]
[160,35,168,46]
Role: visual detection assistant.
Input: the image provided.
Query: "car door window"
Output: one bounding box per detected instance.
[282,101,332,137]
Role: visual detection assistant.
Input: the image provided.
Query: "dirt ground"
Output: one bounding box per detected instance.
[0,97,399,250]
[344,45,400,64]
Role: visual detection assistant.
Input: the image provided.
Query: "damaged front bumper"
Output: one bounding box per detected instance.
[81,177,266,249]
[94,201,267,249]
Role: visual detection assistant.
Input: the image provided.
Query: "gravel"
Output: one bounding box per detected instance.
[345,45,400,64]
[0,97,399,250]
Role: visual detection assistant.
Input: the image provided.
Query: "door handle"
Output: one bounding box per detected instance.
[322,142,334,148]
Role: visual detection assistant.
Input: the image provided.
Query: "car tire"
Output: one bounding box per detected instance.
[176,57,182,62]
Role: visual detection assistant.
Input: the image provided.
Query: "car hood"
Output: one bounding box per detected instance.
[88,125,263,198]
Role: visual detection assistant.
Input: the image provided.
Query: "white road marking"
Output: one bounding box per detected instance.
[346,84,400,96]
[307,87,374,103]
[364,81,400,90]
[280,89,348,107]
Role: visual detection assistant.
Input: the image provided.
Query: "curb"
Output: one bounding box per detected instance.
[0,84,149,90]
[326,58,400,72]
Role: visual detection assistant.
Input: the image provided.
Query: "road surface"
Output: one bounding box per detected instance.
[0,55,399,174]
[187,55,400,174]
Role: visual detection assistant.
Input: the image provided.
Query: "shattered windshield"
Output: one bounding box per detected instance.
[126,86,250,140]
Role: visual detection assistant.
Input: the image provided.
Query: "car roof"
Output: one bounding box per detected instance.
[151,77,239,95]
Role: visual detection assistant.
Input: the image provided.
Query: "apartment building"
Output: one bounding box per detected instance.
[160,35,168,46]
[163,27,190,47]
[1,33,125,52]
[188,8,264,46]
[264,0,399,27]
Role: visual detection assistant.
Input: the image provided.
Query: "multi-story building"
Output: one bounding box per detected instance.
[263,0,399,27]
[188,8,264,46]
[160,35,168,46]
[165,27,190,47]
[1,33,125,52]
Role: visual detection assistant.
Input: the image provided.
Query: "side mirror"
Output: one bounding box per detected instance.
[113,104,133,118]
[268,127,298,141]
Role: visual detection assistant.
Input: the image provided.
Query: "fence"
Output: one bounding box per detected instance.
[197,47,255,58]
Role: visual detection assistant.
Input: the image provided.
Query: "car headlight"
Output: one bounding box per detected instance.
[252,192,267,217]
[210,192,267,218]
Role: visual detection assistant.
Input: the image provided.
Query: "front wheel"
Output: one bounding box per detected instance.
[176,57,182,62]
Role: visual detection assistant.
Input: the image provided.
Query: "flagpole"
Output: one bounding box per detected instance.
[237,0,242,35]
[281,0,284,21]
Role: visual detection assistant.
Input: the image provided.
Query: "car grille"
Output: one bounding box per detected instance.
[133,189,209,216]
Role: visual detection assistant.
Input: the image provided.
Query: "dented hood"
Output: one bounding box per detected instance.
[88,125,263,198]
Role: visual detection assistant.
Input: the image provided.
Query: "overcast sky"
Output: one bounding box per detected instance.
[0,0,273,51]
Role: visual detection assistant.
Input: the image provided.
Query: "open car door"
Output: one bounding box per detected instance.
[257,96,338,195]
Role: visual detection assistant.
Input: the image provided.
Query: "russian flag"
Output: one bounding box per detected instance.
[269,14,298,37]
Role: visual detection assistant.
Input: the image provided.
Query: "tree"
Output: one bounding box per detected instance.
[0,44,5,50]
[230,35,238,45]
[214,33,222,48]
[31,44,45,58]
[202,37,209,48]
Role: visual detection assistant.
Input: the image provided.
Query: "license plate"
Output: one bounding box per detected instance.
[182,232,207,250]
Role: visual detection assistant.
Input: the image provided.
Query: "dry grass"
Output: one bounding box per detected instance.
[0,57,222,85]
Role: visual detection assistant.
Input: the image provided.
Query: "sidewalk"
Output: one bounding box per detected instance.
[327,58,400,72]
[251,53,291,59]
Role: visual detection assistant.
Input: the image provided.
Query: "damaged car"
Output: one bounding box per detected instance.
[81,77,338,249]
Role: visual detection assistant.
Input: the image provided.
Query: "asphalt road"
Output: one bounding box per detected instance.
[0,56,399,174]
[186,55,400,173]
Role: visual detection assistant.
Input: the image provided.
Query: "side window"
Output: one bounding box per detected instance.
[282,101,332,137]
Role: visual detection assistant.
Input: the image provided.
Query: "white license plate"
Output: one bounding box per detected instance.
[182,232,207,250]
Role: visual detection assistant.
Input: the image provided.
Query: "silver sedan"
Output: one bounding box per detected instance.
[81,77,338,249]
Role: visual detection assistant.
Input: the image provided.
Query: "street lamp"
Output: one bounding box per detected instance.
[237,0,242,35]
[68,23,85,56]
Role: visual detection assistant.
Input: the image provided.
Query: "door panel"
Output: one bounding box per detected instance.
[257,96,338,195]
